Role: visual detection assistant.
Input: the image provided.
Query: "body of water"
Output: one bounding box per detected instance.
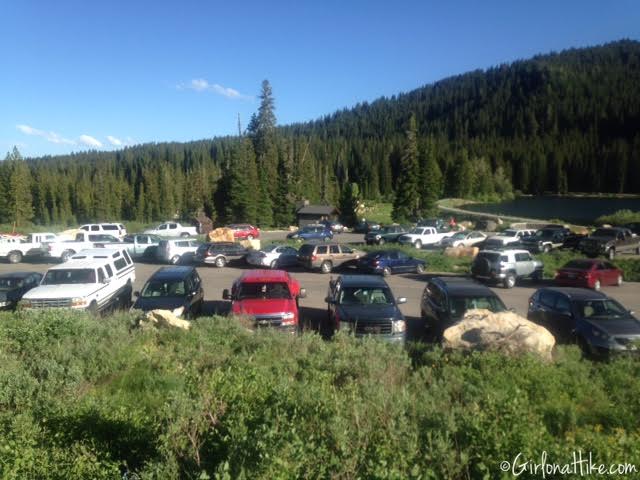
[463,196,640,224]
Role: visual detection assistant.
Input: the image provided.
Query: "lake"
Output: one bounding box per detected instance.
[462,196,640,224]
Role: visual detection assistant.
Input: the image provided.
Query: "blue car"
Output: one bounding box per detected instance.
[357,250,426,276]
[287,224,333,241]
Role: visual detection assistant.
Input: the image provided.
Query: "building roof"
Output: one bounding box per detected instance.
[296,205,337,215]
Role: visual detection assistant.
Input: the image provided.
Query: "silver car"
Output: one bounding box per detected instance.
[157,238,201,264]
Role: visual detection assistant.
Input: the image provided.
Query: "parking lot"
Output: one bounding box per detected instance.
[1,229,639,342]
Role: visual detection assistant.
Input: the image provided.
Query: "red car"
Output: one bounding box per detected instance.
[228,224,260,240]
[222,269,306,332]
[554,259,623,290]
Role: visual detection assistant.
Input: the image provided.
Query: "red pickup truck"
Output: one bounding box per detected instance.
[223,269,306,332]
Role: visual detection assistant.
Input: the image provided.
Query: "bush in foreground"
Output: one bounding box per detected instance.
[0,309,639,479]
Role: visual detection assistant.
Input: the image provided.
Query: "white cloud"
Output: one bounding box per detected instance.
[16,124,75,145]
[107,135,123,146]
[79,134,103,148]
[178,78,253,100]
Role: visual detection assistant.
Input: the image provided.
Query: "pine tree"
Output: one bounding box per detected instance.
[392,115,420,222]
[7,147,34,226]
[452,149,474,199]
[339,183,360,227]
[419,138,443,215]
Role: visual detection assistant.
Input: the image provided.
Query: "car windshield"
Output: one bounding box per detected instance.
[262,244,279,253]
[237,282,291,299]
[564,260,595,270]
[499,230,517,237]
[575,299,629,319]
[592,229,616,238]
[338,287,394,305]
[141,280,187,298]
[451,232,466,239]
[0,278,23,289]
[535,230,555,238]
[43,269,96,285]
[449,295,506,319]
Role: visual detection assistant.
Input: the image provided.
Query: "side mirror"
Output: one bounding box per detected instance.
[298,288,307,299]
[396,297,407,305]
[222,289,230,300]
[134,291,140,297]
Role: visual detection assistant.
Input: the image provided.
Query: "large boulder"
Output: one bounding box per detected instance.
[239,239,261,250]
[140,309,191,330]
[443,246,479,258]
[208,227,235,243]
[443,309,555,361]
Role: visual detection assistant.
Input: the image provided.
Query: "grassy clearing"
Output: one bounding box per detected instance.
[359,202,393,224]
[0,309,638,478]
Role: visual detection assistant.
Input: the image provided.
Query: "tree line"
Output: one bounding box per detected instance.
[1,40,639,228]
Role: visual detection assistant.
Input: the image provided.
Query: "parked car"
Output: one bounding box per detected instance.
[297,243,364,273]
[131,266,204,319]
[45,232,122,262]
[105,233,162,259]
[356,250,425,276]
[0,232,61,264]
[79,223,127,239]
[520,227,571,253]
[417,218,450,231]
[22,247,135,314]
[561,233,588,251]
[365,225,409,245]
[324,274,406,342]
[482,229,537,249]
[398,227,453,249]
[554,259,623,290]
[194,242,249,267]
[353,220,381,234]
[157,238,201,264]
[471,249,544,288]
[420,276,507,338]
[527,287,640,358]
[287,224,333,241]
[246,244,299,269]
[622,222,640,236]
[228,224,260,240]
[579,227,640,260]
[223,269,306,332]
[321,220,348,233]
[0,272,43,310]
[143,222,198,238]
[439,231,487,248]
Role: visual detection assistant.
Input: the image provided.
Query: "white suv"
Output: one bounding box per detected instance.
[22,247,136,313]
[157,239,201,264]
[80,223,127,239]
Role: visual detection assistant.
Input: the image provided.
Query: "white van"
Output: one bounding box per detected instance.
[79,223,127,239]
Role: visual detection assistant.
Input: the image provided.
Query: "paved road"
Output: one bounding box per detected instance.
[1,242,638,342]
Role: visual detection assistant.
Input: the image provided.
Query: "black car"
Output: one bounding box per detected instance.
[0,271,43,310]
[364,225,409,245]
[353,221,381,234]
[194,242,249,267]
[357,250,425,276]
[527,287,640,359]
[520,228,571,253]
[622,222,640,236]
[324,274,406,342]
[132,266,204,319]
[420,276,507,338]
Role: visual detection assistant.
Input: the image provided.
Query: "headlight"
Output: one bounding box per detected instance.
[172,306,185,317]
[0,301,11,307]
[392,320,406,334]
[71,297,88,307]
[375,235,381,240]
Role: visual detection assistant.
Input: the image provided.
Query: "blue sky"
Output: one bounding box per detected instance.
[1,0,639,158]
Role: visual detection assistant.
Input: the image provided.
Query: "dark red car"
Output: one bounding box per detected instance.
[554,259,623,290]
[228,224,260,240]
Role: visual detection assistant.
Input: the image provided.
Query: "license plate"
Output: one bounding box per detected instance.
[364,326,381,333]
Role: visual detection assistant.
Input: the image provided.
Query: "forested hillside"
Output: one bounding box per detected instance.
[2,40,639,227]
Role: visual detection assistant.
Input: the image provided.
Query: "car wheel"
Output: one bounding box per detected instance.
[543,244,551,253]
[636,246,640,255]
[378,238,385,246]
[593,279,601,291]
[382,267,392,277]
[531,270,543,282]
[7,251,22,264]
[247,235,254,240]
[320,261,332,274]
[270,259,278,269]
[416,263,425,274]
[414,240,422,249]
[503,273,516,289]
[607,248,615,260]
[180,232,190,238]
[616,274,623,286]
[170,255,181,265]
[215,257,227,268]
[61,250,74,263]
[87,301,99,316]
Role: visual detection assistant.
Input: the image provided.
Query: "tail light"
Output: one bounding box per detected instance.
[311,255,317,261]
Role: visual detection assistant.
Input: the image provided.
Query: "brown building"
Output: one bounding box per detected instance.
[296,205,339,227]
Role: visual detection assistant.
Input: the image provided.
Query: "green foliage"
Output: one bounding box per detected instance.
[595,209,640,226]
[392,114,420,222]
[418,138,443,215]
[338,183,360,227]
[1,310,639,478]
[5,147,34,226]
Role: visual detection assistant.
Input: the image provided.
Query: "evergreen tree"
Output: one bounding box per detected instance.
[392,115,420,222]
[419,138,443,215]
[452,149,474,199]
[7,147,34,226]
[338,182,360,227]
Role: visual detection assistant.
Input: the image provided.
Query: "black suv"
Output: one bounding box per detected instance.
[194,242,249,267]
[420,276,507,338]
[132,266,204,319]
[527,287,640,359]
[0,271,43,310]
[324,274,406,342]
[520,227,571,253]
[364,225,409,245]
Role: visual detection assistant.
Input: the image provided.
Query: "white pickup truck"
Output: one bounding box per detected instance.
[22,247,136,314]
[0,232,65,263]
[398,227,453,249]
[483,229,537,249]
[45,232,121,262]
[144,222,198,238]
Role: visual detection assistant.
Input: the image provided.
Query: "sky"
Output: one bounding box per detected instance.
[1,0,639,158]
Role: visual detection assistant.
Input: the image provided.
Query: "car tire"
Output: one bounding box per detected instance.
[60,250,74,263]
[416,263,425,274]
[414,240,422,249]
[87,301,99,316]
[378,238,385,246]
[170,255,181,265]
[270,259,278,269]
[320,261,332,274]
[616,274,623,286]
[503,273,516,289]
[607,248,615,260]
[382,267,392,277]
[543,244,551,253]
[215,256,227,268]
[7,251,22,264]
[531,270,543,282]
[180,232,190,238]
[593,279,601,291]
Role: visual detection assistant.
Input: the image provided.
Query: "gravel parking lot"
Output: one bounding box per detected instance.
[1,229,639,342]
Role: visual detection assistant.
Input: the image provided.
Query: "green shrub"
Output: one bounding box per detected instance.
[595,209,640,226]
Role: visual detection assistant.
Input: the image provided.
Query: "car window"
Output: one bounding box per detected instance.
[97,268,105,283]
[426,282,444,308]
[176,241,188,247]
[388,251,399,260]
[189,241,199,247]
[123,251,132,264]
[554,295,571,314]
[341,245,353,254]
[316,246,328,255]
[338,287,393,305]
[104,265,113,277]
[103,225,118,231]
[114,258,127,270]
[91,225,99,231]
[603,262,615,269]
[330,245,340,254]
[159,224,167,230]
[397,252,408,260]
[539,291,556,308]
[80,226,89,231]
[515,253,531,262]
[169,224,177,230]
